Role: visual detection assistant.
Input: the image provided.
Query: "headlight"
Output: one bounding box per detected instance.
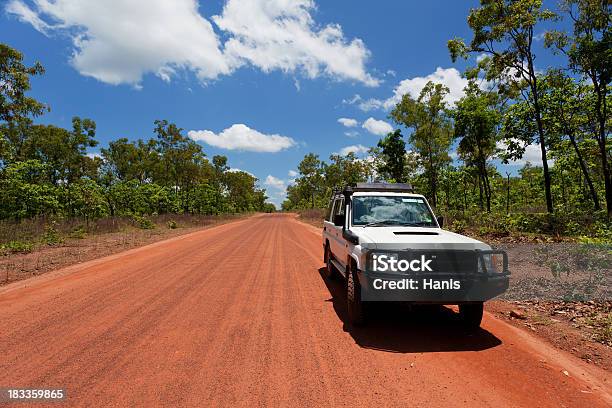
[478,254,498,273]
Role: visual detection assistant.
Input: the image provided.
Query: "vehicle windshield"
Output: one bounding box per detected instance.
[351,195,437,227]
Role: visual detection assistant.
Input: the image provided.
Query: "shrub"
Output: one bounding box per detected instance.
[0,241,34,254]
[167,220,178,229]
[132,215,155,229]
[69,225,87,239]
[42,222,63,245]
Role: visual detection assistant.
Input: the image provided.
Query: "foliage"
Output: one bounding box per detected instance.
[453,81,501,211]
[390,81,453,206]
[0,43,46,125]
[545,0,612,216]
[375,129,406,182]
[132,215,155,230]
[0,240,34,254]
[449,0,558,213]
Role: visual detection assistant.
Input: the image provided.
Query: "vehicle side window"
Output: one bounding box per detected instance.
[335,198,345,216]
[326,199,334,221]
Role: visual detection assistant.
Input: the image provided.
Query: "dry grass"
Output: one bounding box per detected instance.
[0,214,244,253]
[295,208,326,227]
[0,213,248,285]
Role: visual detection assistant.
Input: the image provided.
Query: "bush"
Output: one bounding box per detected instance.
[167,220,178,229]
[132,215,155,229]
[69,225,87,239]
[42,222,63,245]
[0,240,34,254]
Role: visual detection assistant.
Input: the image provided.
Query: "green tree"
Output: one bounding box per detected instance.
[390,81,453,207]
[101,138,159,183]
[376,129,406,182]
[0,160,59,219]
[25,118,98,185]
[448,0,558,213]
[546,0,611,216]
[325,152,372,189]
[540,70,601,210]
[298,153,325,208]
[453,81,501,212]
[0,43,46,125]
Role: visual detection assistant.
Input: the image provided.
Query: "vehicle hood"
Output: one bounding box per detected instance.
[353,227,490,251]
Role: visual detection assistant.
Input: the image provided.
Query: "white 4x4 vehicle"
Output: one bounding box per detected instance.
[322,183,509,328]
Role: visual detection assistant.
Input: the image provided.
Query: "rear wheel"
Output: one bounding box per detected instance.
[347,264,365,326]
[458,302,483,330]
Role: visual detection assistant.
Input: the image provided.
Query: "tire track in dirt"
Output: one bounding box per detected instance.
[0,214,609,407]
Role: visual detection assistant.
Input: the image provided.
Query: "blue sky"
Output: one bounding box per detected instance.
[2,0,569,206]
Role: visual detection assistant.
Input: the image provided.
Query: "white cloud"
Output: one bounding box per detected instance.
[264,175,286,190]
[357,67,472,112]
[339,144,369,156]
[228,168,255,177]
[188,124,295,153]
[86,152,101,159]
[6,0,50,33]
[342,94,362,105]
[8,0,230,86]
[496,140,554,166]
[7,0,378,87]
[288,170,298,177]
[264,174,288,206]
[214,0,379,87]
[344,130,359,138]
[362,117,393,136]
[337,117,358,127]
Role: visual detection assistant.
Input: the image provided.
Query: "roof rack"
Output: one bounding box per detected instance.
[345,182,414,194]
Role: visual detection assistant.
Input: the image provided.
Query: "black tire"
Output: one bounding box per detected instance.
[458,302,483,330]
[324,244,338,280]
[347,264,366,326]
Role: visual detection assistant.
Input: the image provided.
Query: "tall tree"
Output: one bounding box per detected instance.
[376,129,407,182]
[540,70,600,210]
[298,153,325,208]
[453,81,501,212]
[546,0,611,216]
[390,81,453,207]
[26,117,98,185]
[101,138,159,183]
[0,43,45,125]
[448,0,558,213]
[153,119,206,189]
[326,152,372,188]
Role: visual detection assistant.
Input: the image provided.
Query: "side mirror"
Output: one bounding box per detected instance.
[333,214,345,227]
[437,216,444,228]
[343,229,359,245]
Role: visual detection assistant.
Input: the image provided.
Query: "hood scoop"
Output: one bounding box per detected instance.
[393,231,439,236]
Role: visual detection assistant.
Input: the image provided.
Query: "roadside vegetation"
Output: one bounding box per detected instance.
[0,43,275,253]
[283,0,611,242]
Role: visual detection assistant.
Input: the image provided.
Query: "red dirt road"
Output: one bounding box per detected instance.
[0,214,609,407]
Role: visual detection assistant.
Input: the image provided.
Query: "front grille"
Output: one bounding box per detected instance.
[412,250,478,274]
[367,249,479,275]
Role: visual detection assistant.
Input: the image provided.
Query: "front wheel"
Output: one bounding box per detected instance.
[458,302,483,330]
[347,265,365,326]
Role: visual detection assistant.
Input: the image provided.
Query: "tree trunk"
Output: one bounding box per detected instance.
[506,173,511,214]
[478,176,483,210]
[533,98,554,213]
[528,58,554,213]
[568,132,600,210]
[593,81,611,217]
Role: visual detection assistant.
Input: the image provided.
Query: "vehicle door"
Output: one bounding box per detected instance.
[323,197,336,247]
[329,197,345,262]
